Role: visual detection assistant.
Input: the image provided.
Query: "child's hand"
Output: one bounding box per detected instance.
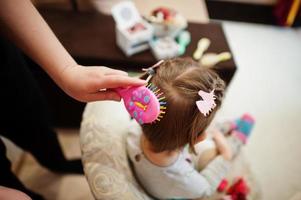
[212,130,232,161]
[60,64,146,102]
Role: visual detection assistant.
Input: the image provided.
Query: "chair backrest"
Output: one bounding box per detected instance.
[80,101,153,200]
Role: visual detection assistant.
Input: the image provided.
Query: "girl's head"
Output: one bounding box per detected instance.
[141,58,225,153]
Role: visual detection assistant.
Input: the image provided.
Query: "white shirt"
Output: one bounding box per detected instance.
[126,121,230,199]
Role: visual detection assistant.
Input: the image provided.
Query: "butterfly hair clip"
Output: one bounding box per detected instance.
[196,89,216,117]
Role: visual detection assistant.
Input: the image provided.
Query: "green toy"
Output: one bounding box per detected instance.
[177,31,191,55]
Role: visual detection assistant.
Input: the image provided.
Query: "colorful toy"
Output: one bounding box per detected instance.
[232,114,255,144]
[193,38,211,60]
[148,7,187,38]
[112,1,153,56]
[151,7,174,22]
[115,83,166,124]
[177,30,191,55]
[195,114,255,171]
[218,179,229,192]
[193,37,232,68]
[274,0,301,26]
[150,37,180,60]
[200,52,232,68]
[226,178,250,200]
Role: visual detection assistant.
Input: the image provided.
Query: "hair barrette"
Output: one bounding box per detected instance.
[142,60,164,82]
[196,89,216,117]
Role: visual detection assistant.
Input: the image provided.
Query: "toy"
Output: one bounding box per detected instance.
[195,114,255,188]
[200,52,232,68]
[112,1,153,56]
[193,38,232,68]
[150,37,180,60]
[127,22,146,34]
[232,114,255,144]
[225,178,250,200]
[193,38,211,60]
[196,114,255,169]
[147,7,187,38]
[115,83,166,124]
[177,30,191,55]
[274,0,301,26]
[218,179,229,192]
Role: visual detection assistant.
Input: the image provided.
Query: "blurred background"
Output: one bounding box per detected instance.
[2,0,300,200]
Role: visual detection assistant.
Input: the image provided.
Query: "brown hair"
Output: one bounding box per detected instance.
[141,58,225,153]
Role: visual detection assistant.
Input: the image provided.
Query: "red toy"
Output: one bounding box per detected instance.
[274,0,301,26]
[226,178,250,200]
[217,179,229,192]
[152,7,176,21]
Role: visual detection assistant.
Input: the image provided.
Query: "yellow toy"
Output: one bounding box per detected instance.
[193,38,232,68]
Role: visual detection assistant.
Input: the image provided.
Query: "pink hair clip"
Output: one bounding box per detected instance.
[196,89,216,117]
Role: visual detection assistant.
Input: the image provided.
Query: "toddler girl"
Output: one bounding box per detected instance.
[127,58,252,199]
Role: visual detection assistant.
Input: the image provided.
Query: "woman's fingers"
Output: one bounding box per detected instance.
[61,65,145,102]
[0,187,32,200]
[98,67,128,76]
[92,74,146,91]
[85,90,121,102]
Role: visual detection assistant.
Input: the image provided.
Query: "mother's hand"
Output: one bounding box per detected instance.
[60,65,146,102]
